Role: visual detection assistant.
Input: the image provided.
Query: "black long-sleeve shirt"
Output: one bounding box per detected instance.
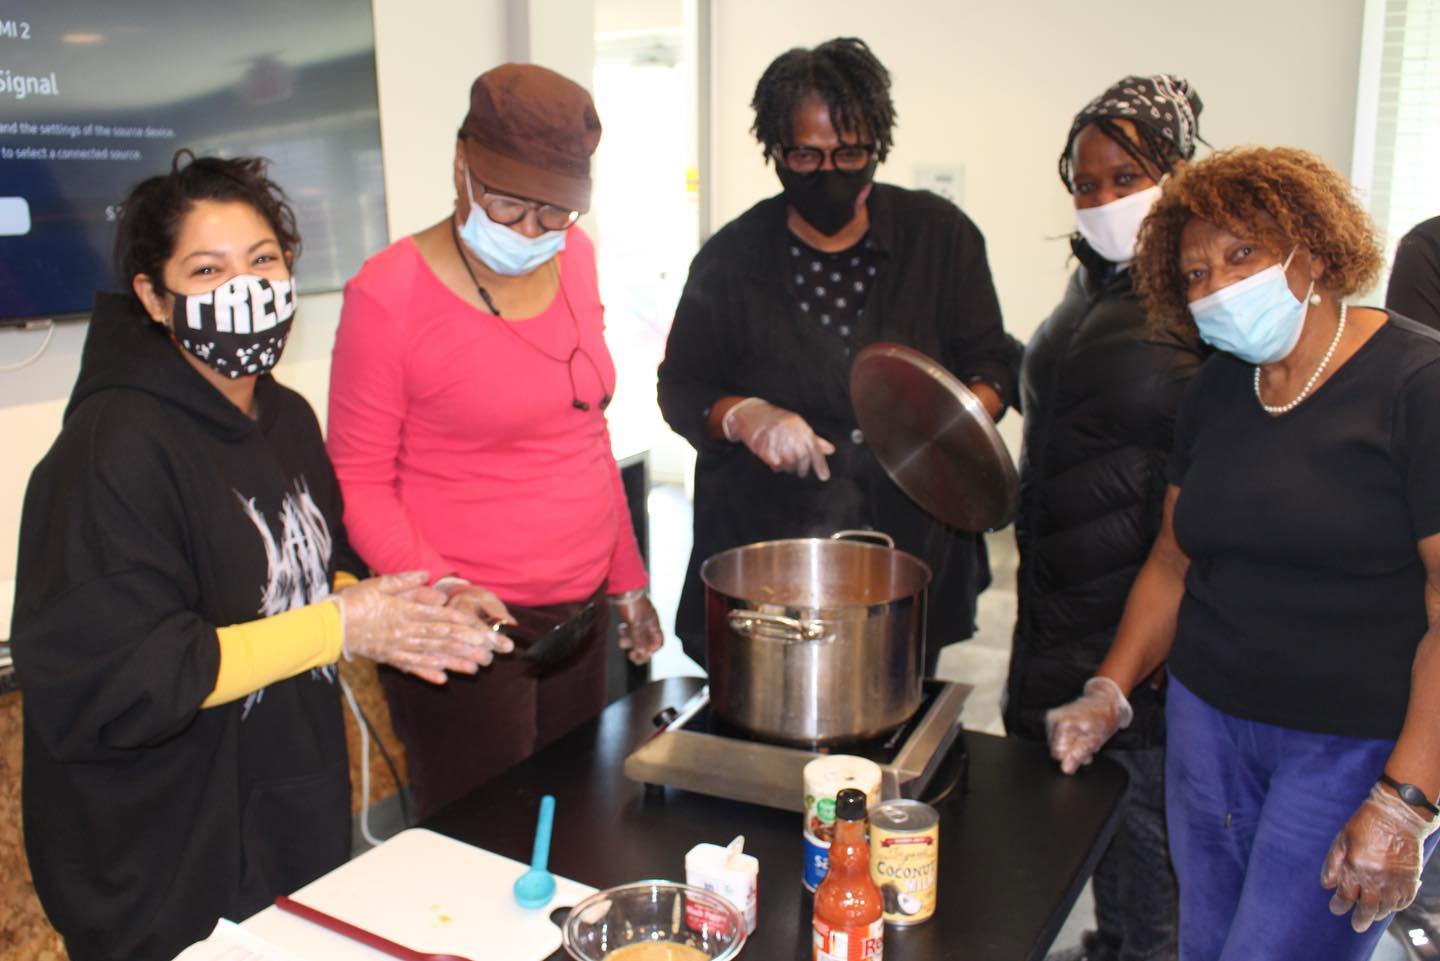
[1387,215,1440,331]
[657,184,1017,664]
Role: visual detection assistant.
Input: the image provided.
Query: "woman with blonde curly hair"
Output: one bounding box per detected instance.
[1043,146,1440,960]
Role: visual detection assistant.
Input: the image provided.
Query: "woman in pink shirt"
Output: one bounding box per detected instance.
[327,63,663,817]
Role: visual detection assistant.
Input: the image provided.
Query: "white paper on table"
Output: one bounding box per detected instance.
[171,919,311,961]
[243,829,596,961]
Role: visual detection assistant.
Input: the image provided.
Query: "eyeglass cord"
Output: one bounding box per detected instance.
[449,220,611,412]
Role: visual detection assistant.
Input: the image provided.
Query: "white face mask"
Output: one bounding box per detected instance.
[1074,182,1163,264]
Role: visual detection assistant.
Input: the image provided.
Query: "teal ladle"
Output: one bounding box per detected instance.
[513,794,557,909]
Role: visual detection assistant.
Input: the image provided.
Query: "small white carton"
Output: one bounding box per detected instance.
[685,835,758,935]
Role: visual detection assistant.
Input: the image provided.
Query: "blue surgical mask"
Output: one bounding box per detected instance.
[1189,248,1313,364]
[456,169,567,276]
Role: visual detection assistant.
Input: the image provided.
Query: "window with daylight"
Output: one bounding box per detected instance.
[1353,0,1440,293]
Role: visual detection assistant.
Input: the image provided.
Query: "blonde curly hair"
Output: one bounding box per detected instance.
[1132,146,1382,336]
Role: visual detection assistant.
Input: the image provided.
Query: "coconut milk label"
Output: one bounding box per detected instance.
[869,800,939,925]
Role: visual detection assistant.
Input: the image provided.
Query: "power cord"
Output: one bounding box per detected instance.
[0,319,55,372]
[339,678,381,847]
[339,677,412,846]
[356,684,412,829]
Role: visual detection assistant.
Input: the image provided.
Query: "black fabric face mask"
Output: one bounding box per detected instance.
[171,275,296,378]
[775,159,878,236]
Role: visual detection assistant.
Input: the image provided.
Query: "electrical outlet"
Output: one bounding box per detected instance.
[915,165,964,206]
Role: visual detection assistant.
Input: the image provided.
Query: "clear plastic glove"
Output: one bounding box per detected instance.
[1044,676,1134,775]
[331,571,507,684]
[723,397,835,480]
[1321,783,1440,932]
[611,587,664,665]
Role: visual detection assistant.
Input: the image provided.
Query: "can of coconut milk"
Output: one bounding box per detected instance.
[869,799,939,924]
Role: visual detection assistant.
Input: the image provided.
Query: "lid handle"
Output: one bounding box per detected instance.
[829,529,895,549]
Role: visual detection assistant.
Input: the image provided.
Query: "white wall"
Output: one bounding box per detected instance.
[0,0,516,633]
[0,0,1371,634]
[709,0,1366,357]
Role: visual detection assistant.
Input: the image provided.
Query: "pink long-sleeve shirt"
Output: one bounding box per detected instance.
[326,228,647,606]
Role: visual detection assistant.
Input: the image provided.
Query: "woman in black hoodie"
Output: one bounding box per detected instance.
[1004,77,1206,961]
[12,153,510,961]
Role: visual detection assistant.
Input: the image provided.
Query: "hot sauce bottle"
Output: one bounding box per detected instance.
[813,788,884,960]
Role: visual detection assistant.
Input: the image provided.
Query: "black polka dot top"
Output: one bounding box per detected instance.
[787,235,880,351]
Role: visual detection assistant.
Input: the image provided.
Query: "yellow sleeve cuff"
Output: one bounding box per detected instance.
[333,570,361,592]
[202,600,345,708]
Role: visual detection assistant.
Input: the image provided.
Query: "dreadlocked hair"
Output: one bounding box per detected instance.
[750,37,896,163]
[1058,117,1184,193]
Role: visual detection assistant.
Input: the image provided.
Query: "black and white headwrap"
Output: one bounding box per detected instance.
[1059,74,1204,191]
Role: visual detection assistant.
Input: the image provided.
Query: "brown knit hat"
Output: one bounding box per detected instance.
[459,63,601,214]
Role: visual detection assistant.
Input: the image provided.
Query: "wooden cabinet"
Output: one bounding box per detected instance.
[0,661,410,961]
[0,687,66,960]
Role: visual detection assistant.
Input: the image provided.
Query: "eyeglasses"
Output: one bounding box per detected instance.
[776,143,876,174]
[468,171,579,232]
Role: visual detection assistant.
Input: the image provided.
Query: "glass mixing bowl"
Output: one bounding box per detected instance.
[561,880,748,961]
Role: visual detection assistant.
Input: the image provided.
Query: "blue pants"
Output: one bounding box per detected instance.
[1165,677,1434,961]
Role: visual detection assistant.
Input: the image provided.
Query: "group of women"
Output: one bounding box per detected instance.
[10,33,1440,961]
[14,64,659,961]
[1034,87,1440,961]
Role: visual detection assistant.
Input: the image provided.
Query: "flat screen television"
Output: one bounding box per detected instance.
[0,0,389,326]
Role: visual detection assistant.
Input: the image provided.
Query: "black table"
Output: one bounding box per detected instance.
[425,677,1126,961]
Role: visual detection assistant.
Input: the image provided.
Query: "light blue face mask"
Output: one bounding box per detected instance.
[1188,248,1314,364]
[456,168,567,276]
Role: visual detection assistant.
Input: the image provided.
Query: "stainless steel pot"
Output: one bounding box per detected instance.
[701,531,932,745]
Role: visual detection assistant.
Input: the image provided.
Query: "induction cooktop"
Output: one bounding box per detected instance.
[623,680,970,811]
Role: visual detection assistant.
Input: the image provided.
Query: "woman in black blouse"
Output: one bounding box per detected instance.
[1045,147,1440,961]
[1388,216,1440,331]
[657,37,1017,671]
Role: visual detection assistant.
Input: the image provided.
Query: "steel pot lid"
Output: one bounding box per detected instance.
[849,342,1018,532]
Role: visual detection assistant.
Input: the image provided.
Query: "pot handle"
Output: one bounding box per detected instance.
[829,529,896,549]
[727,609,829,643]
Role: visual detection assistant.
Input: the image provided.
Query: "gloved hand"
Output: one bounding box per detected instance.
[331,571,507,684]
[723,397,835,480]
[610,587,664,665]
[1045,676,1134,775]
[434,577,515,659]
[1322,783,1440,932]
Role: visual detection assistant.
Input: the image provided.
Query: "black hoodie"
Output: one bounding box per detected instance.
[13,293,361,961]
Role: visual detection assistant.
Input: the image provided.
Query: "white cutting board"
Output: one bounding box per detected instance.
[243,828,597,960]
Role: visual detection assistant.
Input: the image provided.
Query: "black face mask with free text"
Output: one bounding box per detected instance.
[171,274,296,378]
[775,159,877,236]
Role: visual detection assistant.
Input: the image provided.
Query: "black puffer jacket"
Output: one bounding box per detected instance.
[1005,240,1204,749]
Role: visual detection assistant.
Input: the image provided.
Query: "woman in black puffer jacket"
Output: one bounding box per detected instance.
[1004,75,1206,961]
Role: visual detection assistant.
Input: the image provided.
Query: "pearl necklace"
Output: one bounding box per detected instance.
[1253,303,1347,415]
